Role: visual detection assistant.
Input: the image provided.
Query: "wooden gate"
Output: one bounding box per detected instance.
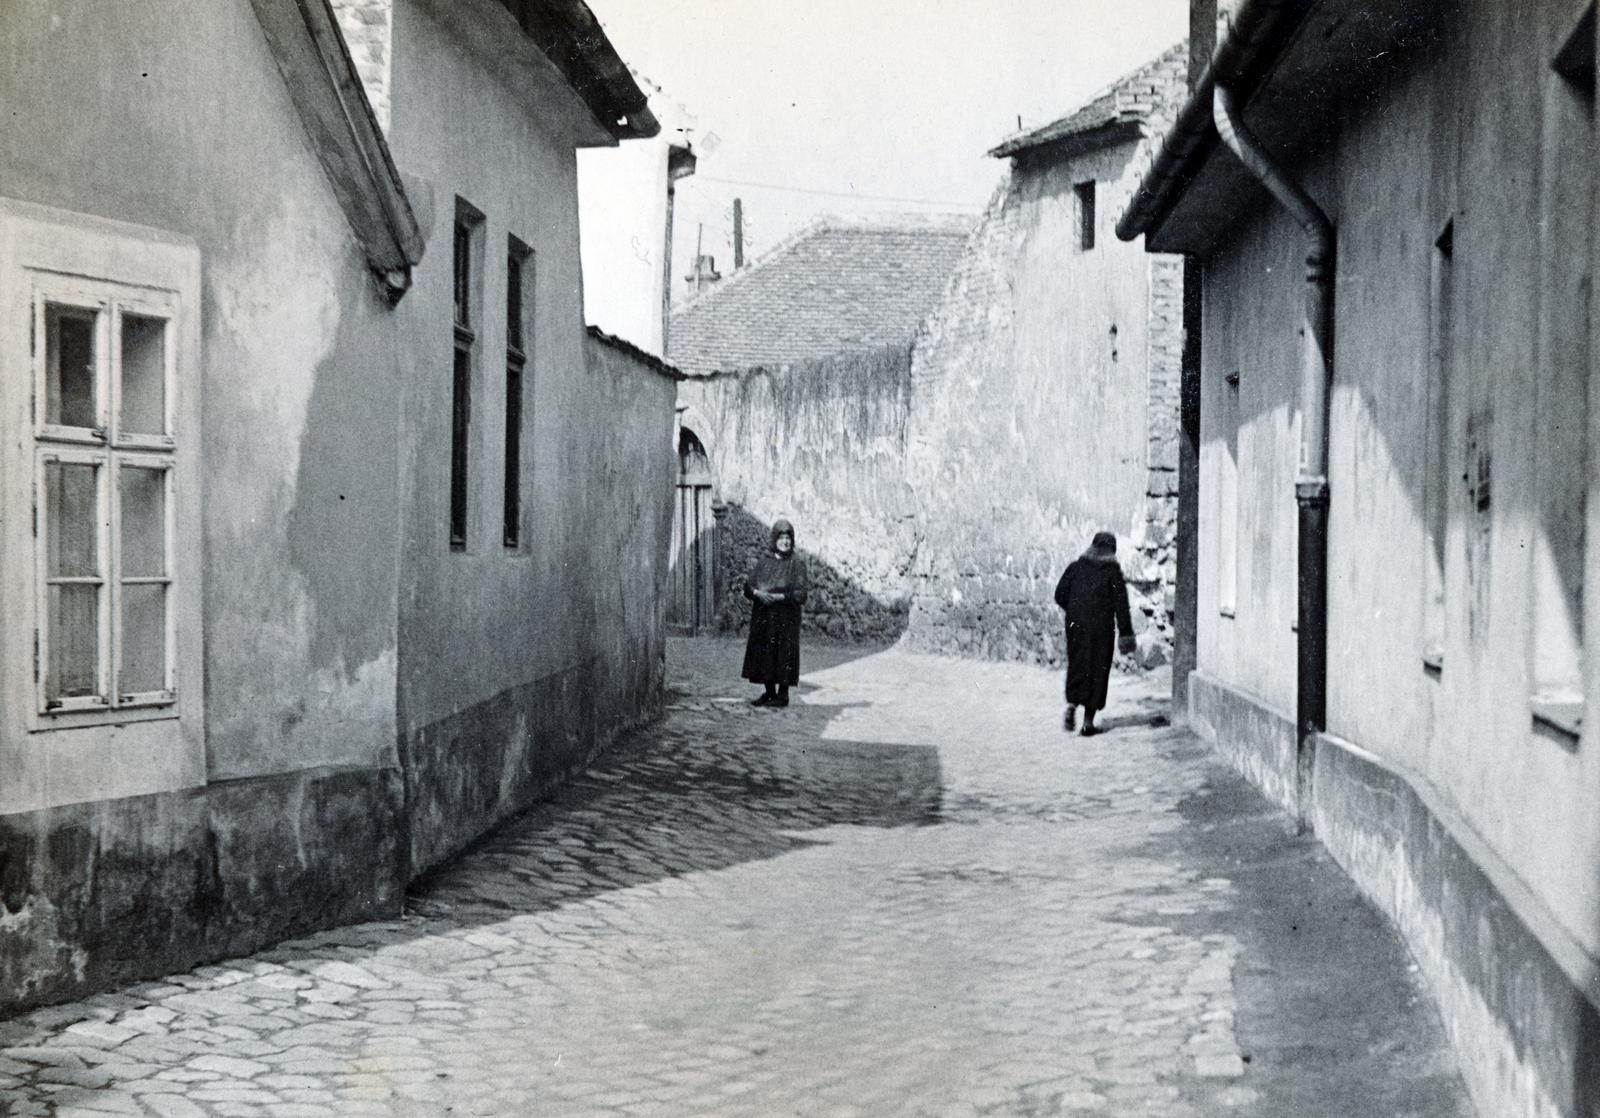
[669,429,716,633]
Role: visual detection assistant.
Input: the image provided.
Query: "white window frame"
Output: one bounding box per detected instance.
[31,277,181,720]
[0,197,202,751]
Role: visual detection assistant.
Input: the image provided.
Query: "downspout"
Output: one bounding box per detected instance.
[1213,84,1335,816]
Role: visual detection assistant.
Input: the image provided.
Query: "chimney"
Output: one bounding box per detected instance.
[685,255,722,297]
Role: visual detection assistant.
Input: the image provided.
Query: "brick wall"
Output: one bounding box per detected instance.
[330,0,392,131]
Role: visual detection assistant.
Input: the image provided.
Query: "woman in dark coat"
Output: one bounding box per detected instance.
[742,518,809,707]
[1053,530,1136,736]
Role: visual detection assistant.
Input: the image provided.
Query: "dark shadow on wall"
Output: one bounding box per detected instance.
[712,504,911,647]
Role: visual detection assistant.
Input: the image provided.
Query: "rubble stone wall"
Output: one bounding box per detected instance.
[901,143,1186,669]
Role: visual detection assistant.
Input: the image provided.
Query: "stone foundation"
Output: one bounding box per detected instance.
[0,766,403,1016]
[400,652,662,879]
[1190,673,1600,1118]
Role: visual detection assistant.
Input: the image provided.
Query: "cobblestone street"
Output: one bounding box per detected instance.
[0,638,1471,1117]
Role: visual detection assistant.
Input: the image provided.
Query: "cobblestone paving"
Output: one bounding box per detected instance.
[0,638,1472,1117]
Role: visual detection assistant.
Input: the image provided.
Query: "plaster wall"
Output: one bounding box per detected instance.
[385,1,673,870]
[1196,211,1301,712]
[388,0,592,733]
[0,0,402,788]
[1196,0,1600,995]
[0,0,404,1009]
[582,334,677,717]
[905,140,1182,666]
[677,345,918,645]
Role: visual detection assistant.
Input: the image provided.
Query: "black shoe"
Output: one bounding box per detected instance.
[772,692,789,708]
[751,692,774,707]
[1080,723,1100,737]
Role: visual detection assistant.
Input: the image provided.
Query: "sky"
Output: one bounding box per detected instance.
[584,0,1189,302]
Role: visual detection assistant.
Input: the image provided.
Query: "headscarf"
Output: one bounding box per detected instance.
[771,518,795,554]
[1084,530,1117,561]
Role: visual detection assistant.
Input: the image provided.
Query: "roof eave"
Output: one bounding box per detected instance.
[250,0,426,301]
[494,0,660,146]
[587,325,685,380]
[1116,0,1319,247]
[1117,0,1442,252]
[990,117,1145,162]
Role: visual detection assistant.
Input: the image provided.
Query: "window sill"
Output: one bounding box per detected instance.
[1219,606,1237,619]
[1531,697,1583,744]
[30,702,179,734]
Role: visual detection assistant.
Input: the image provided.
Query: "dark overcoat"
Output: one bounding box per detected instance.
[741,551,809,685]
[1053,554,1134,713]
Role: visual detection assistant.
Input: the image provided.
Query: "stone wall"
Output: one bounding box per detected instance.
[677,344,918,646]
[673,49,1187,670]
[900,57,1187,670]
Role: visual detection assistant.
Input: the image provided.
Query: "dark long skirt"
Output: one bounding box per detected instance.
[742,602,802,685]
[1064,620,1115,713]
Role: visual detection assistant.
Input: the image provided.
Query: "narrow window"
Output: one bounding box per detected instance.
[1422,220,1453,672]
[451,201,483,551]
[1218,370,1240,617]
[1530,21,1594,738]
[504,238,533,548]
[1074,181,1097,252]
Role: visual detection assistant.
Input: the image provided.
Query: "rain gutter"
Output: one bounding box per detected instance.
[1212,83,1335,780]
[1115,0,1318,245]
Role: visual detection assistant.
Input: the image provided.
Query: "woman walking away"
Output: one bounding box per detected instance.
[743,518,809,707]
[1053,530,1137,736]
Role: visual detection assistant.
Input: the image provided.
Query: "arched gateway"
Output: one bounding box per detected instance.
[669,425,717,632]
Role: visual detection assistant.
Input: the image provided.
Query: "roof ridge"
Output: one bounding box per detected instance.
[989,39,1188,156]
[671,212,976,315]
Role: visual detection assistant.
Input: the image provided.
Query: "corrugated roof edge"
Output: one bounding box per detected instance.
[1115,0,1318,242]
[586,326,686,381]
[989,40,1188,160]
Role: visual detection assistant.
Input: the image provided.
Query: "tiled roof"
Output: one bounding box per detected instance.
[989,41,1189,159]
[667,215,975,377]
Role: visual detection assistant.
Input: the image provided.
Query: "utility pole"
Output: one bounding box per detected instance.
[733,198,744,270]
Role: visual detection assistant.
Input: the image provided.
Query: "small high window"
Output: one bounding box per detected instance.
[1074,181,1097,251]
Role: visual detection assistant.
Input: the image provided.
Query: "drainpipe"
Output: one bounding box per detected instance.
[1213,84,1335,813]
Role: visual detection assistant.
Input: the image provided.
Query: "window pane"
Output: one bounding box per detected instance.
[507,250,523,352]
[450,347,471,548]
[47,584,100,701]
[120,313,167,435]
[45,460,100,577]
[454,221,472,330]
[46,304,98,428]
[120,466,167,577]
[120,583,167,695]
[503,362,522,547]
